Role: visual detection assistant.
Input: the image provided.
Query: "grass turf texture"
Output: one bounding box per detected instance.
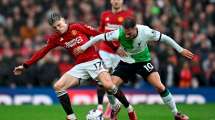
[0,104,214,120]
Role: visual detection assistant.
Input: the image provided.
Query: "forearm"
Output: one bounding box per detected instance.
[24,49,49,67]
[160,34,184,52]
[24,45,54,68]
[81,34,105,50]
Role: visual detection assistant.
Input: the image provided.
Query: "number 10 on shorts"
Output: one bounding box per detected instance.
[143,63,154,72]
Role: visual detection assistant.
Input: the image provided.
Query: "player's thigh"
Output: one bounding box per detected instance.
[68,63,90,80]
[146,72,165,92]
[97,71,113,90]
[54,63,91,90]
[87,59,108,79]
[86,59,113,89]
[54,73,79,91]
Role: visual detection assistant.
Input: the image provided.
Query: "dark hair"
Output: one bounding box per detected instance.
[122,17,136,29]
[47,11,62,25]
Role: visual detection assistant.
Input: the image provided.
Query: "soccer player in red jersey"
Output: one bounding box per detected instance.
[98,0,133,62]
[13,12,137,120]
[96,0,134,119]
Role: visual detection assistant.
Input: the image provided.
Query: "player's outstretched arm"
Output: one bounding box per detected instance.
[160,34,184,52]
[81,34,106,51]
[81,29,119,51]
[13,42,57,75]
[73,34,105,56]
[146,26,194,60]
[73,30,119,56]
[160,34,194,59]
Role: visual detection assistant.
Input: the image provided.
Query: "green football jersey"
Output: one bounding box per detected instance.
[82,24,184,64]
[118,27,151,63]
[105,25,162,63]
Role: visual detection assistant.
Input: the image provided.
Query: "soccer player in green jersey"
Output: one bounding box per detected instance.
[74,17,193,120]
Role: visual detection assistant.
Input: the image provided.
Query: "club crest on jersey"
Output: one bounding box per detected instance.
[60,37,64,41]
[151,30,158,38]
[105,17,110,21]
[118,17,124,22]
[71,30,77,36]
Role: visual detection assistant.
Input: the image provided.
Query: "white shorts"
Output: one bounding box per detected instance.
[99,50,120,70]
[66,59,108,80]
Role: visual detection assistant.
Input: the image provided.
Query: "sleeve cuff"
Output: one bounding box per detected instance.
[22,63,29,69]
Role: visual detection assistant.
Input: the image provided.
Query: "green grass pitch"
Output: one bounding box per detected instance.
[0,104,215,120]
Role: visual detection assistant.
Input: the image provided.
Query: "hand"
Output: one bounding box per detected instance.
[73,46,84,56]
[13,65,25,75]
[180,49,194,60]
[116,47,128,57]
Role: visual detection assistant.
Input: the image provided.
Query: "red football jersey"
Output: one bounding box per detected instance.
[24,23,101,67]
[98,9,134,53]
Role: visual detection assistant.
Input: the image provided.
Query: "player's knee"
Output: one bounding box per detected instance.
[101,79,114,90]
[99,79,113,90]
[103,83,113,90]
[53,82,64,91]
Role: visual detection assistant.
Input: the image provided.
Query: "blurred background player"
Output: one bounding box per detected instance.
[13,12,137,120]
[75,17,193,120]
[96,0,134,118]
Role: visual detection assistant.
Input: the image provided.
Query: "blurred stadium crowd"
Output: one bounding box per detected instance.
[0,0,215,88]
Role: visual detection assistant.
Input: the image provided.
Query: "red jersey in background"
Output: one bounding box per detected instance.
[24,23,100,67]
[98,9,134,53]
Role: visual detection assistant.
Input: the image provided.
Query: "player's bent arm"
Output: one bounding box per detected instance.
[160,34,184,53]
